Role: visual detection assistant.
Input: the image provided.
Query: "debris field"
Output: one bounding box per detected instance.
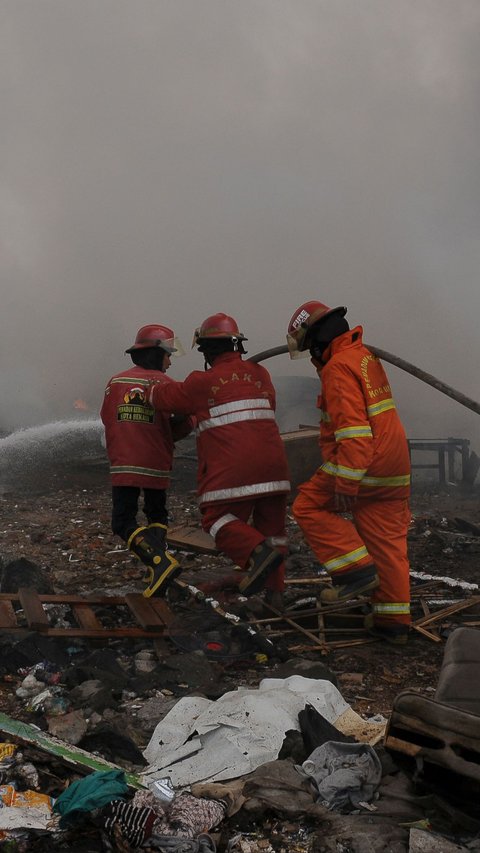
[0,462,479,852]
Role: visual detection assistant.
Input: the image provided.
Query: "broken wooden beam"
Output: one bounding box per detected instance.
[125,593,167,631]
[412,625,443,643]
[413,596,480,628]
[167,525,217,554]
[0,589,175,638]
[262,601,328,651]
[18,587,49,631]
[72,604,104,632]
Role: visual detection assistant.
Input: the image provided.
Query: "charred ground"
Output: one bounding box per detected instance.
[1,459,479,717]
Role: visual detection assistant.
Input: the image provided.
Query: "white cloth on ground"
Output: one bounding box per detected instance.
[142,676,385,788]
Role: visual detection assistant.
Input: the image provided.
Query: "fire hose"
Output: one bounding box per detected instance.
[250,344,480,416]
[172,578,276,659]
[170,343,479,653]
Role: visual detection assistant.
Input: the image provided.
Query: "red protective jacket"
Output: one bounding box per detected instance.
[148,352,290,506]
[317,327,410,499]
[101,366,193,488]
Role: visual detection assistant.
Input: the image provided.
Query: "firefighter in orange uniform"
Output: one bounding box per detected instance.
[148,314,291,600]
[101,324,194,597]
[287,301,411,644]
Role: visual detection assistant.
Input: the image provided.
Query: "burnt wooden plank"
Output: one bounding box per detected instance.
[124,593,166,630]
[414,596,480,627]
[44,627,165,637]
[72,604,104,631]
[0,626,166,637]
[0,600,17,628]
[52,595,126,605]
[384,735,422,758]
[0,594,126,605]
[263,601,327,650]
[412,625,443,643]
[284,577,329,585]
[149,598,175,627]
[18,588,49,631]
[167,525,217,554]
[0,588,171,637]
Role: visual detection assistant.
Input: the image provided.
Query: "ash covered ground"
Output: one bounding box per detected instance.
[1,461,480,714]
[1,433,479,716]
[1,424,480,851]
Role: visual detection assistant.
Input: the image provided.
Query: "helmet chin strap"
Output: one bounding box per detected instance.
[203,349,216,370]
[231,336,238,352]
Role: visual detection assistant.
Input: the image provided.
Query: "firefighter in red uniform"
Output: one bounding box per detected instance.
[147,314,291,600]
[287,301,411,644]
[101,324,194,597]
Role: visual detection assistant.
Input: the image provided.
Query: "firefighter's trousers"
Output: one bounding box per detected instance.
[111,486,168,541]
[293,475,411,628]
[201,494,288,591]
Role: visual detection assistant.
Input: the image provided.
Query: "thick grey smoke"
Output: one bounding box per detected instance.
[1,1,480,447]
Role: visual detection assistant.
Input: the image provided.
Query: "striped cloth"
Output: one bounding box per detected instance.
[101,792,224,850]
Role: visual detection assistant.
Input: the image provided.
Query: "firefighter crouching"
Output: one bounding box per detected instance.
[287,301,411,644]
[101,324,194,598]
[147,313,291,603]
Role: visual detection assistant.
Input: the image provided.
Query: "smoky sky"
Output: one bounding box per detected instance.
[1,0,480,446]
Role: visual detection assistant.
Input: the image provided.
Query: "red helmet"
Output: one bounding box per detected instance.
[193,313,247,347]
[287,301,347,357]
[125,324,183,356]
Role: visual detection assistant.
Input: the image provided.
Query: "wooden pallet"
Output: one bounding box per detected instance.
[0,588,174,638]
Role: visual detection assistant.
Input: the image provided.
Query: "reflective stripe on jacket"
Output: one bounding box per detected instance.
[149,352,290,506]
[316,327,410,499]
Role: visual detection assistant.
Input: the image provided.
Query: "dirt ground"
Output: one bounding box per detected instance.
[1,460,479,719]
[1,458,480,851]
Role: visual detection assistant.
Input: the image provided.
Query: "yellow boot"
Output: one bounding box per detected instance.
[127,526,182,598]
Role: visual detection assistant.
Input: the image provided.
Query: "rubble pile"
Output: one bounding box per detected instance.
[0,479,479,850]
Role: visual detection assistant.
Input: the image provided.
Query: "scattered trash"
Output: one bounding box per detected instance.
[1,446,480,850]
[0,712,142,786]
[295,741,382,811]
[142,676,385,788]
[53,769,129,827]
[148,776,175,807]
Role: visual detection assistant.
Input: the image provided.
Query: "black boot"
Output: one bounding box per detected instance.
[127,526,182,598]
[239,542,284,596]
[364,613,409,645]
[147,522,168,545]
[320,563,379,604]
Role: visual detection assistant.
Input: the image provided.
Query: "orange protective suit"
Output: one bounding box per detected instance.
[293,326,411,630]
